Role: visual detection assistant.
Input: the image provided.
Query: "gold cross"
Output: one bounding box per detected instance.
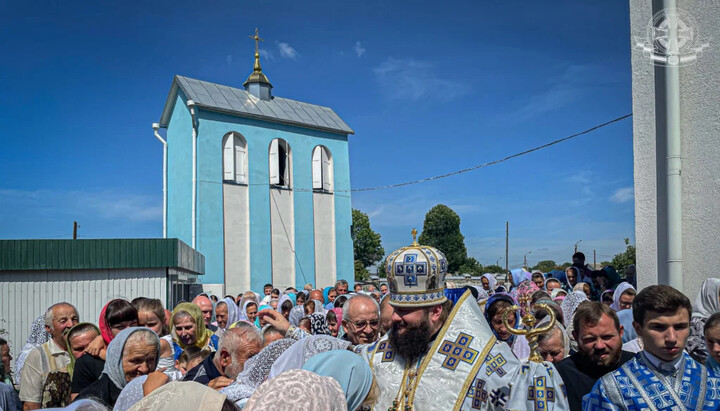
[411,228,418,245]
[249,28,264,54]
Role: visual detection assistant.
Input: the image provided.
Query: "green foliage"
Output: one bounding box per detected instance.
[483,264,504,273]
[532,260,558,273]
[611,238,636,276]
[418,204,468,273]
[458,257,484,276]
[559,262,572,270]
[354,260,370,282]
[376,262,387,278]
[351,209,385,268]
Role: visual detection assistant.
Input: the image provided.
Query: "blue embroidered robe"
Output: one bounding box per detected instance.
[583,351,720,410]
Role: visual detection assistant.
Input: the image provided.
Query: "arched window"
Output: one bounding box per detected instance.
[312,146,333,192]
[223,132,248,184]
[269,138,291,187]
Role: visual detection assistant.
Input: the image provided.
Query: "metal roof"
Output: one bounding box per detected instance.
[0,238,204,274]
[159,75,354,135]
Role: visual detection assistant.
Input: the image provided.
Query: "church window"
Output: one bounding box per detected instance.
[223,132,248,184]
[312,146,333,192]
[269,138,291,187]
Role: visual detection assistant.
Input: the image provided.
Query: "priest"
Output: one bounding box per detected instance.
[355,230,569,410]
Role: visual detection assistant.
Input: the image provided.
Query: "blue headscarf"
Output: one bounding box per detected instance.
[103,327,160,390]
[510,268,531,287]
[322,287,334,305]
[302,350,373,411]
[255,305,272,328]
[286,292,297,305]
[483,293,520,345]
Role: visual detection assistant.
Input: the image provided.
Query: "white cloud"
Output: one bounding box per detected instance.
[372,57,468,102]
[611,186,634,203]
[277,42,298,59]
[354,41,366,57]
[259,49,275,60]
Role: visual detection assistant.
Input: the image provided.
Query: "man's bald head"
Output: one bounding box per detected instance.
[342,294,380,345]
[309,290,324,302]
[192,295,213,326]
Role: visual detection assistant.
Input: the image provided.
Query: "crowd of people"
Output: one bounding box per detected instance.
[0,247,719,410]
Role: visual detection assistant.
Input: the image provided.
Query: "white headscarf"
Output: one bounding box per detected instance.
[481,273,498,292]
[129,381,227,411]
[610,282,636,311]
[268,335,350,379]
[693,278,720,320]
[219,297,240,330]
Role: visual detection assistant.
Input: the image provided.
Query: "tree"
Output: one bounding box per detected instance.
[611,238,636,276]
[351,209,384,281]
[354,260,370,282]
[559,262,572,270]
[458,257,484,276]
[483,264,504,273]
[376,262,387,278]
[532,260,558,273]
[418,204,468,273]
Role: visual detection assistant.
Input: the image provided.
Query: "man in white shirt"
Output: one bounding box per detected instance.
[20,302,79,410]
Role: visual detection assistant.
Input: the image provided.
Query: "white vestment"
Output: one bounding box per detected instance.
[357,291,569,410]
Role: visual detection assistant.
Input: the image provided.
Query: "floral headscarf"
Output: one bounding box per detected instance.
[512,279,540,301]
[220,338,297,404]
[561,291,589,328]
[245,369,347,411]
[288,305,305,327]
[308,313,332,335]
[171,302,213,349]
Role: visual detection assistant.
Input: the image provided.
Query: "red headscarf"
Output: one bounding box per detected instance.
[98,299,120,345]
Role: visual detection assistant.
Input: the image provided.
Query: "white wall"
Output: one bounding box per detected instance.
[630,1,720,298]
[223,183,251,295]
[313,192,336,288]
[0,268,166,364]
[270,188,295,289]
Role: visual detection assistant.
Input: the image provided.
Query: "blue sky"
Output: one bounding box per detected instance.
[0,0,634,269]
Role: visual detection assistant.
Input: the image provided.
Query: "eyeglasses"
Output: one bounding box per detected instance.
[349,319,379,330]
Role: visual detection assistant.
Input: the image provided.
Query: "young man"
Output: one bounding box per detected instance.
[584,285,720,410]
[555,301,634,411]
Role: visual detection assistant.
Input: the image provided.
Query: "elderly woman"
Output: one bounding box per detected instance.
[71,299,138,400]
[480,273,497,294]
[536,319,571,364]
[688,278,720,363]
[171,303,219,361]
[75,327,160,407]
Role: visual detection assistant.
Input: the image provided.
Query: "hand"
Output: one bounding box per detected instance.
[142,369,169,396]
[208,376,234,390]
[84,335,106,357]
[257,310,290,334]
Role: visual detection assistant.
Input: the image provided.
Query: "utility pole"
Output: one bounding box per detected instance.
[594,249,597,268]
[574,239,582,254]
[505,221,509,272]
[524,251,532,270]
[73,221,78,240]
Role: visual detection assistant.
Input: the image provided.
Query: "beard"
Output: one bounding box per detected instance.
[388,319,432,364]
[584,345,622,368]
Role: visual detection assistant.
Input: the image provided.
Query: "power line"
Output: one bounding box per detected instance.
[228,113,631,193]
[346,113,632,192]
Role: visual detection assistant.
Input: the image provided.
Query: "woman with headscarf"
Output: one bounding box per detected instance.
[288,304,306,327]
[600,289,614,306]
[238,300,259,324]
[564,266,580,290]
[72,300,139,400]
[687,278,720,363]
[214,297,240,333]
[484,294,520,350]
[276,295,294,320]
[170,303,218,361]
[13,316,51,385]
[131,298,174,371]
[511,279,540,302]
[64,323,101,379]
[602,266,622,290]
[510,268,531,288]
[573,282,592,298]
[219,338,297,407]
[560,291,589,353]
[544,278,563,294]
[550,288,567,303]
[536,317,571,364]
[75,328,160,407]
[326,308,343,338]
[245,369,347,411]
[302,350,377,411]
[609,282,636,312]
[480,273,497,294]
[307,313,332,335]
[269,335,351,379]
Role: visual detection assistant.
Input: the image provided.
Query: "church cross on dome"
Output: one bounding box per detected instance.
[249,28,264,56]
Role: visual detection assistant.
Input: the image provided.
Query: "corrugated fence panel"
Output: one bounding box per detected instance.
[1,268,167,371]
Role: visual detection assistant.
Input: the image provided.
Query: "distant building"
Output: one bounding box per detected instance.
[0,238,203,359]
[158,31,354,296]
[630,2,719,297]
